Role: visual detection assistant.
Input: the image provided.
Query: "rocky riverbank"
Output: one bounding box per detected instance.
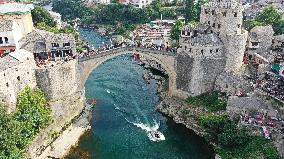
[37,103,92,159]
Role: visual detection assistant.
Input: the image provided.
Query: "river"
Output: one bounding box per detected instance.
[65,29,213,159]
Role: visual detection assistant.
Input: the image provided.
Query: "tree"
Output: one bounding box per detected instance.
[255,6,282,25]
[244,6,284,35]
[31,6,56,27]
[170,20,185,41]
[0,107,22,159]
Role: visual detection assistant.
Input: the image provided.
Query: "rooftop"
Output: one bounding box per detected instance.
[0,3,34,15]
[0,49,33,71]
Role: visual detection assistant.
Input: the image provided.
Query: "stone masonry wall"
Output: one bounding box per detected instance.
[176,53,194,93]
[221,31,248,74]
[0,56,37,113]
[201,58,226,92]
[35,60,78,101]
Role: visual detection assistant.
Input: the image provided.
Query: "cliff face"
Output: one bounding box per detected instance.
[156,97,207,137]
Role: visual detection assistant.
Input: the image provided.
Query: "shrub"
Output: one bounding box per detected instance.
[186,91,227,112]
[200,114,229,133]
[0,86,52,158]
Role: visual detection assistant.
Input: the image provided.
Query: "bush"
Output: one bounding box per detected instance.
[0,86,51,158]
[32,6,57,27]
[200,114,229,134]
[186,91,227,112]
[217,123,249,149]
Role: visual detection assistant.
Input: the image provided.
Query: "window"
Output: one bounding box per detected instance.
[63,42,70,47]
[6,83,8,87]
[0,37,2,44]
[251,42,259,46]
[17,76,20,81]
[216,49,219,52]
[222,12,226,17]
[4,37,8,43]
[52,43,59,47]
[189,48,192,52]
[234,12,238,17]
[185,46,187,50]
[237,24,241,28]
[212,23,216,28]
[218,24,221,29]
[210,50,213,53]
[208,21,211,25]
[211,10,215,15]
[204,9,209,14]
[201,50,204,54]
[182,30,185,35]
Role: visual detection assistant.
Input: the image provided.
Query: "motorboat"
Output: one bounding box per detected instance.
[148,130,165,142]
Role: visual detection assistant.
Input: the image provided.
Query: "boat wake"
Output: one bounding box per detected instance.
[124,118,165,142]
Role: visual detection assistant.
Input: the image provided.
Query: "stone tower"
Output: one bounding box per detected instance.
[177,25,225,96]
[200,0,248,74]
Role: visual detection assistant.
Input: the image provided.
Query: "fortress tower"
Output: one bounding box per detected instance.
[200,0,248,74]
[176,0,247,96]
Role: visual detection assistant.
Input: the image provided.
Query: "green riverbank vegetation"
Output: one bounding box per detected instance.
[0,86,52,158]
[51,0,206,36]
[184,91,281,159]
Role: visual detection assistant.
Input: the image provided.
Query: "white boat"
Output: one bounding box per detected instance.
[147,130,165,142]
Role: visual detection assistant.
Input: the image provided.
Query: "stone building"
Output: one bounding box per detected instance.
[19,29,76,63]
[272,34,284,50]
[247,25,274,52]
[0,20,22,56]
[200,0,248,74]
[178,24,225,95]
[177,0,247,96]
[0,49,37,112]
[0,2,34,37]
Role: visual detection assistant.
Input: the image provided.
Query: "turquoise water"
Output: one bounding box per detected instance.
[65,29,213,159]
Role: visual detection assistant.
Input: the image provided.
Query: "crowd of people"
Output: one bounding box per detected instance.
[257,72,284,101]
[240,110,284,138]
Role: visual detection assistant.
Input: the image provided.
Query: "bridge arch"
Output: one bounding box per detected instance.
[77,47,177,96]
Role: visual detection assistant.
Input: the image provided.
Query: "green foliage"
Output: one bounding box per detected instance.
[200,114,229,134]
[186,91,227,112]
[255,6,282,26]
[244,6,284,35]
[0,86,51,158]
[217,136,281,159]
[170,20,185,41]
[32,6,57,27]
[217,123,249,149]
[52,0,94,20]
[183,0,206,22]
[244,19,263,31]
[36,22,79,40]
[198,113,280,159]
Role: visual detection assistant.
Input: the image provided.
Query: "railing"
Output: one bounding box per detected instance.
[78,46,176,62]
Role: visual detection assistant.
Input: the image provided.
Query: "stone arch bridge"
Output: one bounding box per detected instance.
[76,47,178,96]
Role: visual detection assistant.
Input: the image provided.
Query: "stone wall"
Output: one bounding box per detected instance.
[200,0,244,36]
[221,32,248,74]
[35,60,78,101]
[215,71,252,95]
[176,53,194,93]
[201,58,226,92]
[27,90,86,158]
[0,51,37,113]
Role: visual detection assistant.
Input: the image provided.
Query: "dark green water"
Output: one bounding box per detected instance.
[65,29,213,159]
